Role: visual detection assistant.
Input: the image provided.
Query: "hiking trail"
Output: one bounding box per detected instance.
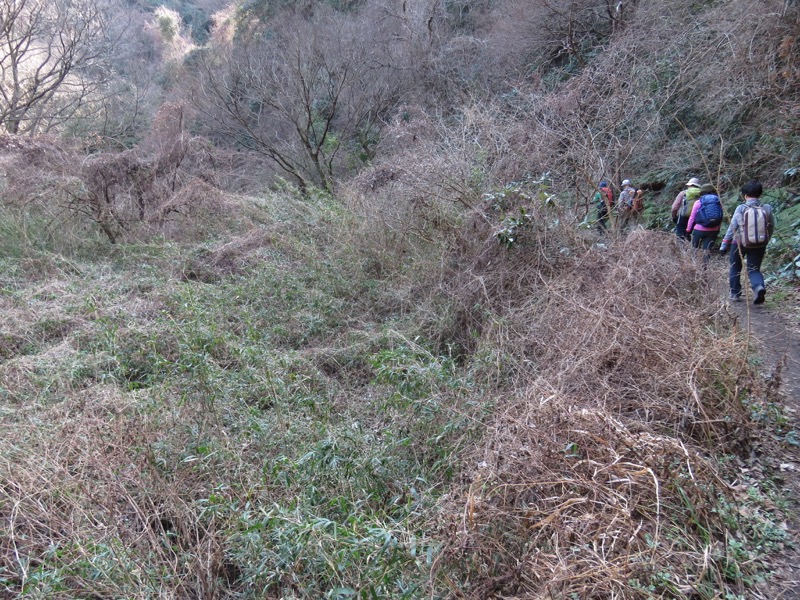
[728,288,800,599]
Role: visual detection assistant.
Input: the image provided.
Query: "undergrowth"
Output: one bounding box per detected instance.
[0,181,795,599]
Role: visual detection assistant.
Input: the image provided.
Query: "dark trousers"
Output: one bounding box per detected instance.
[691,229,718,264]
[597,204,609,231]
[691,229,718,250]
[675,215,690,240]
[729,244,766,297]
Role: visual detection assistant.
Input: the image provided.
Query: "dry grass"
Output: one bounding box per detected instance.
[0,165,788,598]
[333,169,780,597]
[430,228,771,598]
[0,387,238,598]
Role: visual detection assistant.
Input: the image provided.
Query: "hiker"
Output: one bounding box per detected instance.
[594,180,614,231]
[616,179,636,229]
[630,187,645,228]
[671,177,702,240]
[719,180,775,304]
[686,183,723,262]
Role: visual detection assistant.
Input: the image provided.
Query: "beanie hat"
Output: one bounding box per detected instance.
[622,179,631,186]
[599,181,608,188]
[699,183,716,195]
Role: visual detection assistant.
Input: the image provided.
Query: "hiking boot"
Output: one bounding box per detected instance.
[729,292,742,302]
[754,287,766,305]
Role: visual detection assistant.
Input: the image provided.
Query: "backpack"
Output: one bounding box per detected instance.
[632,189,644,212]
[740,205,770,247]
[695,194,723,227]
[680,187,701,217]
[600,188,614,208]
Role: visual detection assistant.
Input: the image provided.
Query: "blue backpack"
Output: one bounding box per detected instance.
[695,194,723,227]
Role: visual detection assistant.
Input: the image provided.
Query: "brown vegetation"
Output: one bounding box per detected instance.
[1,0,798,598]
[433,231,763,596]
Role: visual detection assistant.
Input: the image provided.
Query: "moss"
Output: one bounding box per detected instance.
[777,201,800,226]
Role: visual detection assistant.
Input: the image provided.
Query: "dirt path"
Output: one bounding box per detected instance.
[728,289,800,599]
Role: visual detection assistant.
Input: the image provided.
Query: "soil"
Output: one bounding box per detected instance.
[727,287,800,599]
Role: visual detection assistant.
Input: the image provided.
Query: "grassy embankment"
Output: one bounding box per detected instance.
[0,180,796,599]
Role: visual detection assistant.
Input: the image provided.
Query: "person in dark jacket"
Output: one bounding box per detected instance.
[594,181,614,232]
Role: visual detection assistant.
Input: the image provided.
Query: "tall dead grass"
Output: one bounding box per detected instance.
[339,164,773,595]
[430,228,770,598]
[0,130,263,251]
[0,388,239,598]
[0,137,784,598]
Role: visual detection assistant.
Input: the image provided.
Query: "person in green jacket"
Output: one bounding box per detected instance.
[670,177,701,240]
[594,181,614,232]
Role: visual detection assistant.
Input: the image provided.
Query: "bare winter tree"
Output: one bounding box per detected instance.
[515,0,798,213]
[484,0,622,79]
[188,2,409,192]
[0,0,122,135]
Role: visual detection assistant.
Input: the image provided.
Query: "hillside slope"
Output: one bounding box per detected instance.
[0,0,799,598]
[1,176,798,597]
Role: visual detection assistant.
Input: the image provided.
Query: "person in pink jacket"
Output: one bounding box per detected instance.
[686,183,723,263]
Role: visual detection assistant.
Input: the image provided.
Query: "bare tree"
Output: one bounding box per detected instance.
[188,3,407,192]
[0,0,121,135]
[484,0,621,78]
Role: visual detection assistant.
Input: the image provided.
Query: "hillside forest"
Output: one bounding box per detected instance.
[1,0,800,598]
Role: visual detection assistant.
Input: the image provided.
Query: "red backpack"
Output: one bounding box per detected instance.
[601,186,613,205]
